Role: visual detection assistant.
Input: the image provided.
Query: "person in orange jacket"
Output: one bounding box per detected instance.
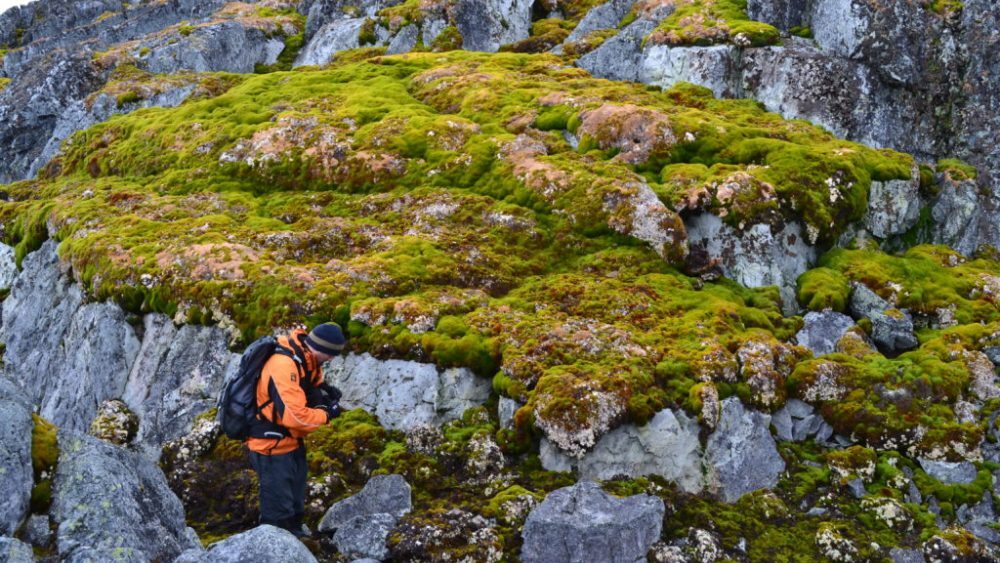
[247,322,346,537]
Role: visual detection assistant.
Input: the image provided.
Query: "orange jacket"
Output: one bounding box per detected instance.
[247,329,328,455]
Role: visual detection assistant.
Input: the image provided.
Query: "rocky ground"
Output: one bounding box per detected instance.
[0,0,998,561]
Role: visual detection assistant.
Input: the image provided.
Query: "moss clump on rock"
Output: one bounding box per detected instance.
[640,0,781,47]
[30,413,59,513]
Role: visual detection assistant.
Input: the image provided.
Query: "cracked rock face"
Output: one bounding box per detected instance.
[522,480,665,563]
[325,352,491,430]
[705,397,785,503]
[0,378,33,537]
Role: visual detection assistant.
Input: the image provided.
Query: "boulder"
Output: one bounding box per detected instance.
[956,491,999,544]
[0,378,34,536]
[333,513,397,560]
[174,525,316,563]
[325,353,490,430]
[539,408,704,494]
[50,431,198,561]
[918,458,977,485]
[319,474,412,559]
[23,514,52,549]
[497,397,521,429]
[521,480,664,563]
[931,177,983,256]
[319,474,412,532]
[683,213,816,314]
[870,309,918,353]
[704,398,785,502]
[848,282,892,320]
[0,537,33,563]
[796,311,856,356]
[889,547,925,563]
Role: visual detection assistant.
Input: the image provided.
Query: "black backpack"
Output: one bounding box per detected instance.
[217,336,302,440]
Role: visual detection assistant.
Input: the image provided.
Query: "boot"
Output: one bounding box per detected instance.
[281,515,310,538]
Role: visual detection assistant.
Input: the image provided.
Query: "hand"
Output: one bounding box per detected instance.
[319,382,343,402]
[322,401,342,422]
[305,387,325,407]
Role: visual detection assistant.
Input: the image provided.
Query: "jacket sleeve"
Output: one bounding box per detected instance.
[262,354,328,432]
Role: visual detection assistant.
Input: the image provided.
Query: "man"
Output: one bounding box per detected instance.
[247,322,346,537]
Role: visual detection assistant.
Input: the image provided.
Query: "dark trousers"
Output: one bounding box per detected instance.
[249,446,307,530]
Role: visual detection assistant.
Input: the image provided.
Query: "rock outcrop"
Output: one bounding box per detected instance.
[795,311,856,356]
[0,242,237,453]
[522,480,664,563]
[326,353,491,430]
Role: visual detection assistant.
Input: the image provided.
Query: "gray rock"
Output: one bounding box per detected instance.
[956,491,999,544]
[983,346,1000,366]
[931,177,982,256]
[498,396,521,429]
[684,214,815,314]
[454,0,533,52]
[141,22,285,75]
[122,314,239,458]
[51,431,198,561]
[318,474,412,533]
[848,282,891,320]
[521,480,664,563]
[811,0,872,59]
[640,45,738,99]
[0,378,33,536]
[889,547,926,563]
[795,311,856,356]
[705,398,785,503]
[30,84,196,184]
[295,18,365,67]
[333,513,396,560]
[770,406,793,441]
[386,24,419,55]
[0,244,16,291]
[792,414,821,441]
[784,398,814,419]
[564,0,636,44]
[918,458,977,485]
[815,421,834,443]
[847,478,867,499]
[326,352,490,430]
[539,408,704,494]
[864,167,922,238]
[23,514,52,549]
[906,481,922,505]
[0,537,33,563]
[174,525,316,563]
[577,19,656,82]
[746,0,808,29]
[870,309,918,353]
[0,242,142,432]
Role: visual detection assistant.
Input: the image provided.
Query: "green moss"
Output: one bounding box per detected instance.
[0,77,10,92]
[643,0,780,48]
[430,26,463,51]
[796,267,850,312]
[116,91,141,108]
[936,158,977,181]
[789,26,812,38]
[30,414,59,513]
